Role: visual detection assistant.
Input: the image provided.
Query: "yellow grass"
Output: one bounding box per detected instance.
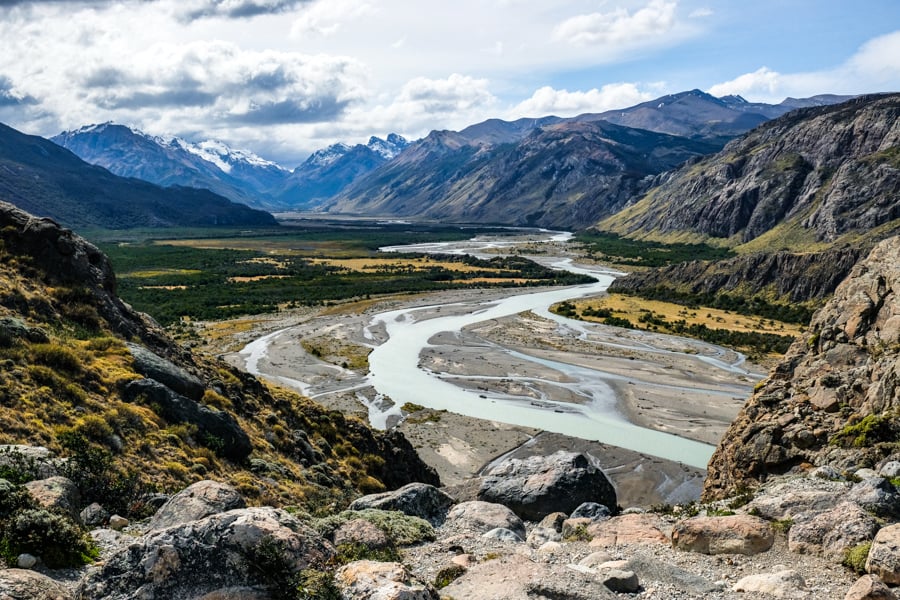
[573,293,804,336]
[228,275,291,283]
[138,285,189,290]
[308,257,504,273]
[125,269,202,278]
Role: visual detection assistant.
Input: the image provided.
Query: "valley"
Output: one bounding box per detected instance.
[181,228,769,506]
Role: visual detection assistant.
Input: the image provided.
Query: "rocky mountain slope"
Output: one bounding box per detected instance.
[0,122,276,230]
[53,123,409,211]
[573,89,850,144]
[0,199,434,508]
[601,93,900,251]
[51,123,288,211]
[704,235,900,500]
[326,120,719,229]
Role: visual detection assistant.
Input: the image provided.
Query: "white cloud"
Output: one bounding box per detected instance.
[689,7,712,18]
[553,0,677,47]
[290,0,374,37]
[508,83,655,118]
[707,67,781,99]
[708,31,900,103]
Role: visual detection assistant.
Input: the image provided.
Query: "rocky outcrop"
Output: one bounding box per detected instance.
[704,236,900,500]
[78,507,333,600]
[127,343,205,401]
[348,483,454,527]
[604,94,900,247]
[147,480,246,532]
[609,244,863,304]
[124,378,252,462]
[477,451,617,521]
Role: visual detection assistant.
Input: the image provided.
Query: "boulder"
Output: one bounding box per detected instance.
[16,554,37,569]
[624,555,721,596]
[481,527,524,543]
[126,342,205,401]
[672,515,774,555]
[439,553,617,600]
[538,511,568,531]
[147,480,245,531]
[349,483,455,526]
[108,514,129,531]
[788,501,879,559]
[0,569,73,600]
[124,379,251,462]
[335,560,438,600]
[866,524,900,585]
[526,526,561,547]
[78,507,334,600]
[845,574,897,600]
[880,462,900,478]
[570,502,611,521]
[80,502,109,528]
[333,518,391,550]
[849,478,900,518]
[0,317,49,344]
[90,528,130,561]
[732,570,806,597]
[477,451,616,521]
[598,568,640,593]
[743,476,848,520]
[444,501,526,539]
[23,476,80,521]
[588,513,670,548]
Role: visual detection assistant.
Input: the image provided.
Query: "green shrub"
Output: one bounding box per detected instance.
[0,508,98,568]
[312,509,435,546]
[0,479,31,518]
[843,541,872,574]
[248,536,340,600]
[334,542,400,564]
[434,564,467,588]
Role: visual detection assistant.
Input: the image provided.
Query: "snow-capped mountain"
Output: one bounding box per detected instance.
[52,124,410,210]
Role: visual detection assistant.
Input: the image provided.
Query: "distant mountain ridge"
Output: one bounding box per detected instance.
[0,122,276,230]
[53,124,409,211]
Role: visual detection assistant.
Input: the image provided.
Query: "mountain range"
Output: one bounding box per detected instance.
[0,123,275,230]
[52,124,409,211]
[50,90,854,228]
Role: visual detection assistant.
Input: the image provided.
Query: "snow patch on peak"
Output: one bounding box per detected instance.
[366,134,409,160]
[306,142,352,167]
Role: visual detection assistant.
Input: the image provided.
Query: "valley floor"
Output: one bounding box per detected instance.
[195,279,764,508]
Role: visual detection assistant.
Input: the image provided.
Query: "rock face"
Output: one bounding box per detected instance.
[148,480,246,532]
[604,94,900,247]
[78,507,333,600]
[477,451,617,521]
[704,236,900,500]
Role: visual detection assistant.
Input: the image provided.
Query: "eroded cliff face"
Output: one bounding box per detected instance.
[703,236,900,500]
[604,94,900,248]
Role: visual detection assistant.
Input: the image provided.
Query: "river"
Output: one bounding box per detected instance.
[240,230,756,469]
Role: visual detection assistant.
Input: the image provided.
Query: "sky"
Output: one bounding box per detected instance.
[0,0,898,167]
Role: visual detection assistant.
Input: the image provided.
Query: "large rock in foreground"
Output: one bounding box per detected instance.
[704,236,900,500]
[78,507,334,600]
[478,451,617,521]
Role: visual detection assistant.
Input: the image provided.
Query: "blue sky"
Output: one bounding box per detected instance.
[0,0,898,166]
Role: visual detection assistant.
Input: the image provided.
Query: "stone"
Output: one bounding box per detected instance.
[849,478,900,518]
[481,527,523,543]
[108,514,129,531]
[23,476,80,521]
[0,445,58,479]
[335,560,438,600]
[478,451,616,521]
[126,342,205,401]
[440,553,617,599]
[588,513,670,548]
[811,465,845,480]
[526,526,561,547]
[90,528,130,560]
[333,518,391,549]
[147,480,245,531]
[570,502,611,521]
[16,553,37,569]
[577,551,614,569]
[599,569,640,593]
[124,379,251,462]
[0,569,73,600]
[845,574,897,600]
[880,462,900,478]
[537,541,563,554]
[78,507,334,600]
[444,501,526,539]
[538,511,568,531]
[866,524,900,585]
[562,517,593,540]
[80,502,109,527]
[625,555,721,595]
[732,570,806,597]
[788,501,879,559]
[743,476,849,520]
[349,483,455,527]
[671,515,774,555]
[857,469,881,480]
